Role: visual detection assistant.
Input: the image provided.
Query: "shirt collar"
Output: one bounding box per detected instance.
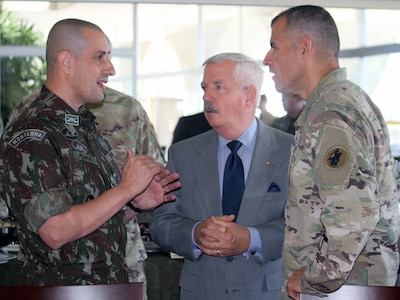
[218,118,258,151]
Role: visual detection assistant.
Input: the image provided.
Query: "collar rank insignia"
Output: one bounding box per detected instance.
[324,146,348,170]
[65,114,79,126]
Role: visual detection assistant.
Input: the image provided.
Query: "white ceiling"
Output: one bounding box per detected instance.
[44,0,400,10]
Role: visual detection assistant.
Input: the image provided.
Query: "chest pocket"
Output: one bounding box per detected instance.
[61,147,103,204]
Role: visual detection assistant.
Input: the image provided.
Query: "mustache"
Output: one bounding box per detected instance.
[204,101,219,113]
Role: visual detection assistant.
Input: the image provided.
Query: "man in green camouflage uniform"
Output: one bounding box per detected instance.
[0,18,179,287]
[10,87,165,296]
[263,5,399,299]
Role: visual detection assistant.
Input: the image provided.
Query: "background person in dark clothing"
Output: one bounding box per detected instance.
[171,112,212,144]
[271,93,305,135]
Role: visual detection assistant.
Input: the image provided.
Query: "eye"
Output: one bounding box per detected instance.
[95,51,108,62]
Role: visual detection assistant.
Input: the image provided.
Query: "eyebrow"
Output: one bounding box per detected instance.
[96,50,112,57]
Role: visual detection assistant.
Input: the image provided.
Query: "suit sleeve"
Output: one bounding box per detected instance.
[149,145,200,261]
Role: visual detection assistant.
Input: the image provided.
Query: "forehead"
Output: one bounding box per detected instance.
[82,28,111,52]
[203,61,236,79]
[271,16,288,40]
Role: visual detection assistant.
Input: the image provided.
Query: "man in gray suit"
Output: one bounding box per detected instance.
[150,52,293,299]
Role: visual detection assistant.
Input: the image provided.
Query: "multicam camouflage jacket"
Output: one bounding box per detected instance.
[87,87,165,287]
[0,86,127,285]
[283,68,400,299]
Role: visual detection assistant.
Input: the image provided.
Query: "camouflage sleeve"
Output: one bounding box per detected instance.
[395,159,400,197]
[7,90,40,125]
[301,113,381,294]
[132,100,165,164]
[2,134,72,233]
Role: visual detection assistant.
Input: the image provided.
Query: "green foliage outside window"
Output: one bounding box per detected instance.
[0,7,46,125]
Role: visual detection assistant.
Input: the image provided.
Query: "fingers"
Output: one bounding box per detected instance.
[125,155,164,176]
[126,148,134,158]
[287,289,300,300]
[198,244,223,257]
[162,179,181,194]
[212,214,235,224]
[156,170,181,195]
[156,170,180,184]
[286,268,305,300]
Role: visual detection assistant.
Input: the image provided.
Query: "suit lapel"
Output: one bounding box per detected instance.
[192,133,223,216]
[237,122,283,224]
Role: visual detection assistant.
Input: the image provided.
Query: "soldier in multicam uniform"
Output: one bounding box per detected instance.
[9,87,164,297]
[0,18,180,287]
[263,5,400,300]
[89,88,165,298]
[270,94,305,135]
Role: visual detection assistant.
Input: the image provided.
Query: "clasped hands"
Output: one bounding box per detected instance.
[194,215,250,257]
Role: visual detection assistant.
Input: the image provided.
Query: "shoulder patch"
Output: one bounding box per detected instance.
[10,129,46,148]
[316,125,361,188]
[324,146,349,169]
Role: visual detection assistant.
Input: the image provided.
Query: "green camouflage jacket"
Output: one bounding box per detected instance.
[0,87,127,285]
[6,87,165,289]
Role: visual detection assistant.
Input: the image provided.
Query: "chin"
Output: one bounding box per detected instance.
[274,83,284,93]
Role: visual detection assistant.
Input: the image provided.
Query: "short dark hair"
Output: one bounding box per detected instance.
[46,19,107,72]
[272,5,340,58]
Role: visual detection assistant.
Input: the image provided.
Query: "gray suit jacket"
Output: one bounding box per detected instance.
[150,119,293,300]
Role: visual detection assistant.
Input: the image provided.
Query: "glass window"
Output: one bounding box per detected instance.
[2,2,135,48]
[365,9,400,46]
[330,8,361,50]
[1,1,400,150]
[202,5,241,58]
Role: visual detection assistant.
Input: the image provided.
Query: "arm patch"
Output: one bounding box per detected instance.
[316,126,360,188]
[10,129,46,148]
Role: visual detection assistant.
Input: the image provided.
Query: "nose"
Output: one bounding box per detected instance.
[263,49,272,66]
[105,59,116,77]
[202,93,208,104]
[203,88,213,103]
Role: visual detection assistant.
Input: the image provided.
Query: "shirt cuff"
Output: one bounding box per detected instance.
[243,227,262,259]
[191,221,203,258]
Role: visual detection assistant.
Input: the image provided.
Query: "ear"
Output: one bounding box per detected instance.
[299,36,312,57]
[57,50,73,74]
[244,85,257,108]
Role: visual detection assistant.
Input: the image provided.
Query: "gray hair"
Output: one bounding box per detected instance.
[203,53,264,104]
[272,5,340,58]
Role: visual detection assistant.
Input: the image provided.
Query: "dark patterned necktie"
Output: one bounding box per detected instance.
[222,140,244,220]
